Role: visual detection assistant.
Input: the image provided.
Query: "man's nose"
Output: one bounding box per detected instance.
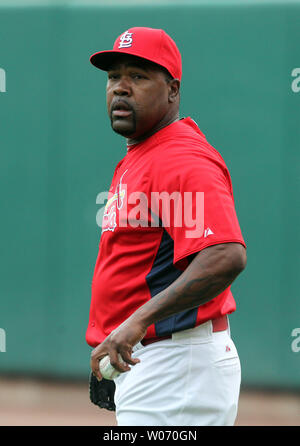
[113,77,131,96]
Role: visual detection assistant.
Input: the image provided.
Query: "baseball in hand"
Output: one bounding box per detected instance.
[99,354,127,380]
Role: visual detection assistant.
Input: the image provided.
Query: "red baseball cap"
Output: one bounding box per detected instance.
[90,27,182,81]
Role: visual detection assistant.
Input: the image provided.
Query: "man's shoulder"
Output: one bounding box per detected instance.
[152,118,226,167]
[157,117,207,145]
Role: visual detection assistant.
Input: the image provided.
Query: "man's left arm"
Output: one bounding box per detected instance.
[90,242,246,380]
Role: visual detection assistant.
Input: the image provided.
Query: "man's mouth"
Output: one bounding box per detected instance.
[111,101,133,118]
[112,109,132,117]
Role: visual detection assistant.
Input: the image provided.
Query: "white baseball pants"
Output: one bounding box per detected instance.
[114,318,241,426]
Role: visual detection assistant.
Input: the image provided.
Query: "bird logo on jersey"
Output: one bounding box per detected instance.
[102,170,128,233]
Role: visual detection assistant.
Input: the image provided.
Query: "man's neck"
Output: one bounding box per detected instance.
[126,114,180,146]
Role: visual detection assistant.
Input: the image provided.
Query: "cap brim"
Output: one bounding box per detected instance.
[90,50,170,74]
[90,50,125,71]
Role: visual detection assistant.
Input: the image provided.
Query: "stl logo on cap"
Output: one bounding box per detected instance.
[118,31,133,49]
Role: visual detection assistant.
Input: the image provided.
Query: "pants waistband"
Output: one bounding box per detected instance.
[141,315,228,347]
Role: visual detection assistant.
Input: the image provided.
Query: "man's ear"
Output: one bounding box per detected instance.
[168,79,180,103]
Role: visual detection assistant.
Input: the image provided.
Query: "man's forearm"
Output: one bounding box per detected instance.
[133,243,246,329]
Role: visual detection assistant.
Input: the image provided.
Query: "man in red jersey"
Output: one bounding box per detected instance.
[87,27,247,426]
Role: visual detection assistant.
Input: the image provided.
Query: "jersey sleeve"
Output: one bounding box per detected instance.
[149,145,246,269]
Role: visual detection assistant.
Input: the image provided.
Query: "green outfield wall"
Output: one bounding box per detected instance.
[0,0,299,388]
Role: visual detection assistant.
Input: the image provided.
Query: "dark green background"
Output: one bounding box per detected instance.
[0,0,299,388]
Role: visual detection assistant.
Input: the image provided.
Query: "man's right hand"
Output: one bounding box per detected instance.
[90,313,147,381]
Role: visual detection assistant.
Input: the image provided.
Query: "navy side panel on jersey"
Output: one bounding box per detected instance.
[145,229,198,336]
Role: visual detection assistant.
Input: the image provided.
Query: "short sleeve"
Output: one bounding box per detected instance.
[149,146,246,268]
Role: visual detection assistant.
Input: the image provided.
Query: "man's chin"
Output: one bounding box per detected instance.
[111,120,136,138]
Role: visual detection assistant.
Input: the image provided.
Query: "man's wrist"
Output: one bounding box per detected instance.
[130,302,156,332]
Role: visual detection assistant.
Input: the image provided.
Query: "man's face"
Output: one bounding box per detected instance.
[106,54,173,140]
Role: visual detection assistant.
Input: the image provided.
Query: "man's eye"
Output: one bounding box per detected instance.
[132,74,144,79]
[108,74,119,80]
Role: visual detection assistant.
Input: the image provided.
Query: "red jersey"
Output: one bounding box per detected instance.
[86,117,246,347]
